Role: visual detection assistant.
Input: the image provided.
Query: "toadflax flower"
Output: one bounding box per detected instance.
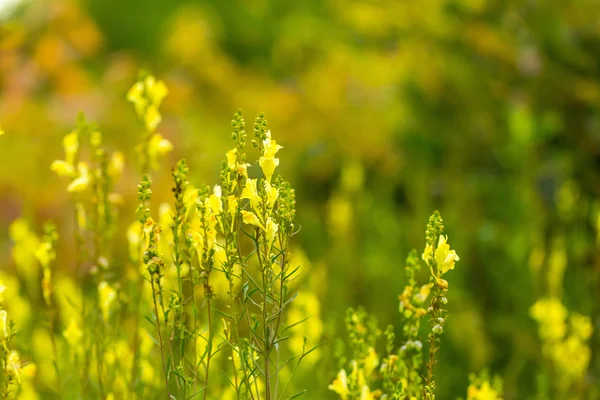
[328,369,349,398]
[241,179,260,210]
[241,210,263,229]
[259,130,283,183]
[422,234,459,275]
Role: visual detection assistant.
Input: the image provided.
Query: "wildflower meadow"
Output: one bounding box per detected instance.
[1,1,599,399]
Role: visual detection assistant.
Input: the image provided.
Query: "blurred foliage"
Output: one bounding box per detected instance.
[1,0,600,398]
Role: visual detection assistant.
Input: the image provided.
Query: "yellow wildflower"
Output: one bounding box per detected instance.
[63,318,83,347]
[241,210,263,229]
[328,369,349,399]
[98,281,117,321]
[50,160,76,177]
[360,385,375,400]
[7,351,21,383]
[364,347,379,376]
[145,75,168,106]
[147,133,173,170]
[530,297,567,341]
[108,151,124,177]
[208,185,222,214]
[259,156,279,183]
[467,380,502,400]
[0,280,5,303]
[63,131,79,165]
[259,131,283,183]
[570,313,593,340]
[226,148,238,170]
[145,105,161,132]
[0,126,4,136]
[435,235,459,274]
[227,195,238,232]
[264,180,278,208]
[241,179,260,209]
[0,309,7,338]
[67,162,90,192]
[265,217,278,248]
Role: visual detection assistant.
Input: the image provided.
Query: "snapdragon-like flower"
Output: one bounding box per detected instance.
[67,162,91,192]
[259,130,283,183]
[328,369,349,398]
[127,74,168,132]
[241,210,263,229]
[226,148,238,170]
[265,217,278,248]
[208,185,222,215]
[264,180,279,208]
[422,234,459,278]
[241,179,260,210]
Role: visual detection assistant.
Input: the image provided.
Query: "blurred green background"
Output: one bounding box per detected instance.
[1,0,600,398]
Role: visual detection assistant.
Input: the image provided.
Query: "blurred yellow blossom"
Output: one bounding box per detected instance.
[328,369,349,399]
[67,162,90,192]
[98,281,117,321]
[530,297,567,341]
[63,318,83,348]
[467,380,502,400]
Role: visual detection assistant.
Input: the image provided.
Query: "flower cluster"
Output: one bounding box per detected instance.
[330,211,461,400]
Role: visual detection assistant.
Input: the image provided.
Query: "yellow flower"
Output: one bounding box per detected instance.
[570,313,593,340]
[127,81,144,109]
[364,347,379,376]
[264,181,279,208]
[227,195,238,232]
[208,185,222,215]
[0,309,7,338]
[263,131,283,158]
[226,148,238,170]
[50,160,76,177]
[63,318,83,347]
[241,179,260,210]
[7,350,21,383]
[241,211,263,229]
[259,131,283,183]
[435,235,459,274]
[328,369,349,399]
[108,151,124,177]
[0,280,6,303]
[259,156,279,183]
[145,75,168,106]
[0,126,4,136]
[148,133,173,170]
[98,281,117,321]
[63,131,79,165]
[265,217,278,248]
[531,297,567,341]
[144,105,161,132]
[67,162,90,192]
[360,385,375,400]
[467,380,502,400]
